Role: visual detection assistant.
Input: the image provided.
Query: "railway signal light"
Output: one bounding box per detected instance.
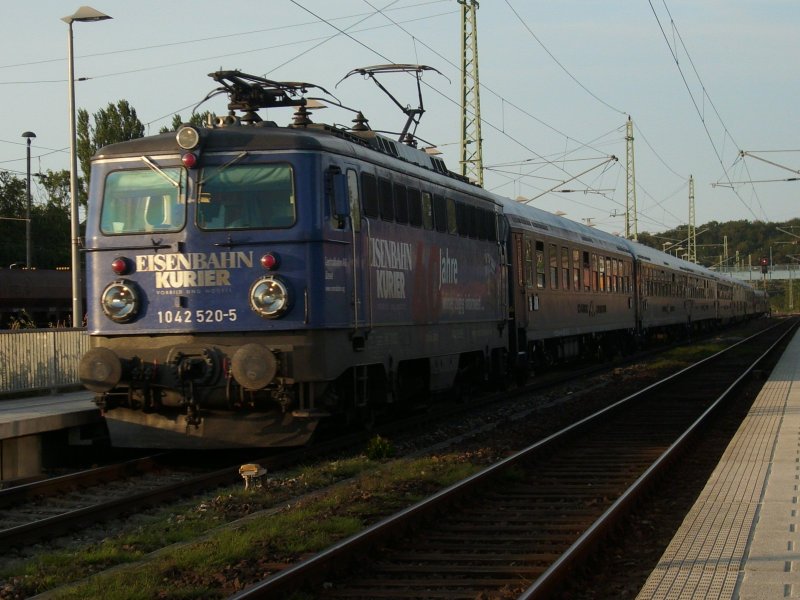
[760,256,769,274]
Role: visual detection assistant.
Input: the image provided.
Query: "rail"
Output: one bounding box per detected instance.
[0,328,88,395]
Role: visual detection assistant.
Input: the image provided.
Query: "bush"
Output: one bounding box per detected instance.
[365,435,395,460]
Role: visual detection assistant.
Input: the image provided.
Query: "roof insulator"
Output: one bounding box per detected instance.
[351,111,370,131]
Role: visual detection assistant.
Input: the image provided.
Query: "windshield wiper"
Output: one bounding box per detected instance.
[141,156,180,187]
[198,151,248,185]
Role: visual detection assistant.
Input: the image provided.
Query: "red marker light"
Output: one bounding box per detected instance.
[181,152,198,168]
[260,252,280,270]
[111,257,130,275]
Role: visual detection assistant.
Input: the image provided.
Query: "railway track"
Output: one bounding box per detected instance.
[0,454,241,548]
[0,340,649,552]
[228,318,796,599]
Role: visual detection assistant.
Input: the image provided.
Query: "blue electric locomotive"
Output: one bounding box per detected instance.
[79,70,509,447]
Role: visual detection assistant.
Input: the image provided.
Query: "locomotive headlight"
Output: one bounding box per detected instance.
[101,280,140,323]
[249,276,291,318]
[176,125,200,150]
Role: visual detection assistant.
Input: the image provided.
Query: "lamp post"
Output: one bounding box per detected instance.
[62,5,112,327]
[21,131,36,268]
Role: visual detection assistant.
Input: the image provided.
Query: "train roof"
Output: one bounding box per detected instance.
[93,120,467,185]
[498,195,631,255]
[499,196,753,288]
[94,122,350,159]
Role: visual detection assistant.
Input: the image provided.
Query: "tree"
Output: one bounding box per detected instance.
[36,169,72,212]
[77,100,144,205]
[159,111,215,134]
[31,170,71,268]
[0,171,26,266]
[0,170,73,269]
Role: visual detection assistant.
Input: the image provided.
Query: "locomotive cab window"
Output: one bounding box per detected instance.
[101,168,186,235]
[197,164,295,230]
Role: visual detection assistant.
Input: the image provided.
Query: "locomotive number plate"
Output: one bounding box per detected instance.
[156,309,239,324]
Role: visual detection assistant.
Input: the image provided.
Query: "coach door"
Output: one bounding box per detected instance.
[511,232,530,330]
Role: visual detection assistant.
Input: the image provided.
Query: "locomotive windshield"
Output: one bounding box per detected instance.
[100,169,185,235]
[197,164,295,230]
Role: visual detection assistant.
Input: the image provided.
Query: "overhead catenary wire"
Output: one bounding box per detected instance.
[648,0,767,222]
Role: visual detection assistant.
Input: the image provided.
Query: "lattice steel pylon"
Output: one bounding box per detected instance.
[688,175,697,263]
[625,116,638,240]
[459,0,483,186]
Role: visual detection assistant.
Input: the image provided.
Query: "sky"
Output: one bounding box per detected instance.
[0,0,798,244]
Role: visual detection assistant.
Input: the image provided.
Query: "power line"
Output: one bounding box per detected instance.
[0,1,451,71]
[502,0,626,117]
[648,0,766,222]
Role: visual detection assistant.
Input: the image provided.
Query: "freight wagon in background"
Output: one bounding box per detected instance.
[0,269,73,328]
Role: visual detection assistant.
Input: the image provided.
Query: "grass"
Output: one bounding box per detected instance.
[0,452,481,599]
[647,340,728,372]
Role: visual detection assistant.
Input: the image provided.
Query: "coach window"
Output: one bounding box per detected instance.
[524,239,534,288]
[394,184,408,225]
[598,256,606,292]
[561,247,570,290]
[467,205,478,238]
[572,249,580,291]
[379,177,394,221]
[360,173,378,217]
[456,201,467,236]
[613,259,619,292]
[475,208,486,240]
[408,188,422,227]
[197,164,294,230]
[583,251,591,291]
[446,197,458,234]
[606,258,612,292]
[421,191,433,230]
[433,194,447,232]
[625,261,631,293]
[592,254,600,291]
[549,243,558,289]
[101,168,186,235]
[536,241,545,289]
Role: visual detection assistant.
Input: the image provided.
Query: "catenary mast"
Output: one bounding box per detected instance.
[625,116,638,240]
[688,175,697,263]
[459,0,483,186]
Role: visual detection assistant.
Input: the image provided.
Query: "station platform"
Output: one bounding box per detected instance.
[0,391,102,482]
[637,327,800,599]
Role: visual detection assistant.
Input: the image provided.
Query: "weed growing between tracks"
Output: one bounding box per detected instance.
[0,453,481,599]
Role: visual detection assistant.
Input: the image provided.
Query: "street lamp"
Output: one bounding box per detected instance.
[62,5,112,328]
[21,131,36,268]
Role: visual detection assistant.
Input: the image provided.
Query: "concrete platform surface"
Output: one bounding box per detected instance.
[637,327,800,599]
[0,391,98,440]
